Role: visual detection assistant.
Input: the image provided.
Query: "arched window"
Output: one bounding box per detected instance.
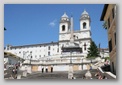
[83,22,86,29]
[84,43,87,50]
[80,48,83,53]
[73,35,75,38]
[62,25,65,31]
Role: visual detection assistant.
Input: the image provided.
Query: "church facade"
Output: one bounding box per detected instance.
[5,10,93,72]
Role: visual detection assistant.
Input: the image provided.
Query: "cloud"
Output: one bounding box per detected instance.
[49,19,57,27]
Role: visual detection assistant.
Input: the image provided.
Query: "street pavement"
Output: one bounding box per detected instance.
[22,69,98,79]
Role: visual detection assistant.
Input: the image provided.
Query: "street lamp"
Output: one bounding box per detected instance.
[30,51,32,65]
[102,49,104,58]
[70,51,72,65]
[82,58,83,70]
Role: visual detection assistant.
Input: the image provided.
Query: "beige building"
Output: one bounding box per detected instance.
[100,4,116,75]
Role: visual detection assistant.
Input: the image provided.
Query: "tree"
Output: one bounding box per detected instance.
[102,21,107,30]
[87,41,99,59]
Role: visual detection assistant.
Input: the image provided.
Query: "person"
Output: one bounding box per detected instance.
[42,67,44,73]
[46,66,48,73]
[90,65,92,70]
[51,67,53,73]
[12,68,16,74]
[82,75,86,79]
[98,75,103,79]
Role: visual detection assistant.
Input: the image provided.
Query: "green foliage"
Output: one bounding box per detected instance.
[87,41,99,59]
[104,57,110,61]
[102,21,107,30]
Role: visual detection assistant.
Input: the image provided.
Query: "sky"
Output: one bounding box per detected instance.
[4,4,108,48]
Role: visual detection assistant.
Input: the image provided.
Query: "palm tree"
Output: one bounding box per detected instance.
[102,21,107,30]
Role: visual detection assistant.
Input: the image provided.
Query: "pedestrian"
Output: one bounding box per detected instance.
[42,67,44,73]
[12,68,15,74]
[82,75,86,79]
[46,66,48,73]
[51,67,53,73]
[90,65,92,70]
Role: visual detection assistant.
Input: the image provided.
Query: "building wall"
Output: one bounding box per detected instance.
[5,11,93,72]
[6,39,91,61]
[102,4,116,75]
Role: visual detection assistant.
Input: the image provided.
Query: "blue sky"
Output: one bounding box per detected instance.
[4,4,108,48]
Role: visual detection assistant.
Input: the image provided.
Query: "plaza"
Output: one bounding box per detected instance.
[4,4,116,80]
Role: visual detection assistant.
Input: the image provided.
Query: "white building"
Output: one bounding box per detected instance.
[5,10,91,60]
[5,10,102,72]
[4,52,24,69]
[99,48,109,58]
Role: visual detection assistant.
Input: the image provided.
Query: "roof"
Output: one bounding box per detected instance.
[10,41,59,48]
[100,4,109,21]
[98,48,109,52]
[4,51,24,61]
[4,51,16,57]
[62,12,69,18]
[82,10,89,15]
[80,10,90,21]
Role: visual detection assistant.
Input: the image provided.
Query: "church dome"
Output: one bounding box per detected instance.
[80,10,90,21]
[81,10,89,15]
[62,12,69,18]
[60,12,70,22]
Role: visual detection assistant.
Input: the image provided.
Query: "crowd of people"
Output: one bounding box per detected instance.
[11,63,20,79]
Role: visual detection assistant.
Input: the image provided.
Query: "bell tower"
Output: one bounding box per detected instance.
[79,10,91,39]
[80,10,91,31]
[59,12,70,33]
[59,12,70,41]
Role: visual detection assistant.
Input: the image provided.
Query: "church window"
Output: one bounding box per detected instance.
[80,48,83,53]
[48,52,50,56]
[57,48,59,52]
[84,43,87,50]
[73,35,75,39]
[83,22,86,29]
[48,46,50,50]
[62,25,65,31]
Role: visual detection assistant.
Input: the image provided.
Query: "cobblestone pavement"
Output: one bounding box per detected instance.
[23,69,98,79]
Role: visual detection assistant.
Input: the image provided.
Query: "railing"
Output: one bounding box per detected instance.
[97,67,116,79]
[29,58,98,65]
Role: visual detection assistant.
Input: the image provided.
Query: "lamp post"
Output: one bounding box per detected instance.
[82,58,83,70]
[70,51,72,65]
[102,49,104,58]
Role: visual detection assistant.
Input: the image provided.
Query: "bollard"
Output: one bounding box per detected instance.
[17,74,21,79]
[23,70,27,77]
